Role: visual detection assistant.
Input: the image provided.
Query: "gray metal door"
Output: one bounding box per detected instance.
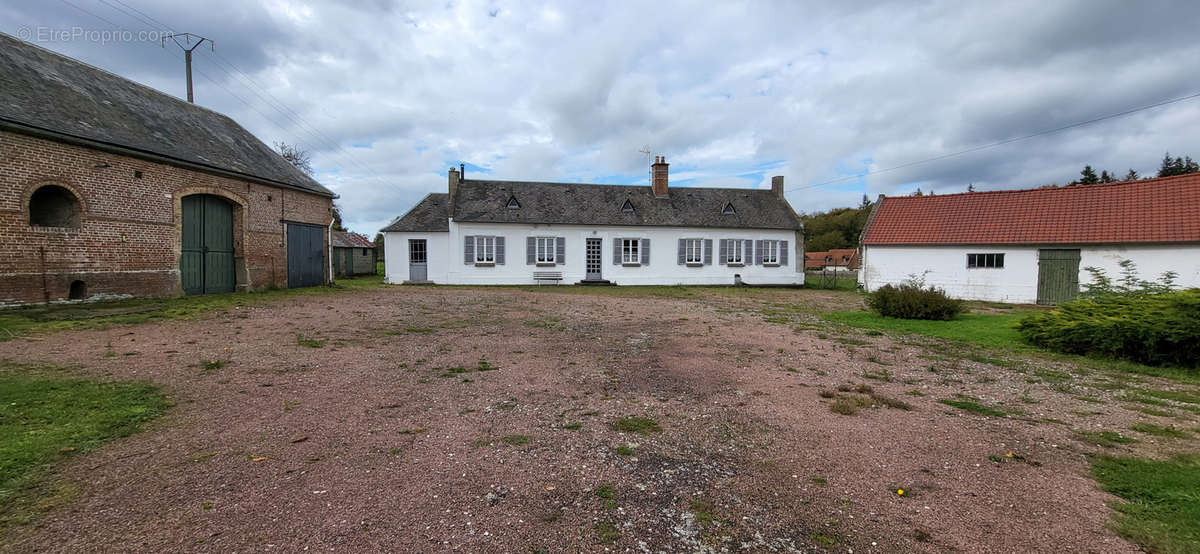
[586,238,602,280]
[1037,249,1081,305]
[409,239,427,281]
[287,223,325,288]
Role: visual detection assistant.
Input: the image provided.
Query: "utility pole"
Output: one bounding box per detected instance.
[161,33,212,103]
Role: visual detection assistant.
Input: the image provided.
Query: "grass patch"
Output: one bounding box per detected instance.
[615,445,634,456]
[594,484,616,500]
[1129,423,1191,439]
[0,365,167,531]
[0,275,386,341]
[611,417,661,435]
[1076,430,1138,448]
[1091,454,1200,554]
[825,310,1029,350]
[938,395,1008,417]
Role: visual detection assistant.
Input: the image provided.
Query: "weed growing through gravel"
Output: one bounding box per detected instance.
[296,334,326,348]
[501,434,530,446]
[1129,423,1191,439]
[562,422,582,430]
[1076,430,1138,448]
[594,484,616,500]
[939,395,1008,417]
[200,358,226,372]
[690,498,718,526]
[830,396,861,415]
[594,521,620,543]
[612,416,661,435]
[397,427,426,435]
[615,445,634,456]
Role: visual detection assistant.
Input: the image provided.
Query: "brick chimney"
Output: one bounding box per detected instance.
[651,156,669,198]
[771,175,784,197]
[448,165,462,218]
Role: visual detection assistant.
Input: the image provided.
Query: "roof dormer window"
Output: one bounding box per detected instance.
[621,199,635,213]
[721,202,736,215]
[506,196,521,209]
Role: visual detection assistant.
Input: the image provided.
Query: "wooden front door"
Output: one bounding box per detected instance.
[287,223,325,288]
[180,195,235,295]
[1037,249,1081,305]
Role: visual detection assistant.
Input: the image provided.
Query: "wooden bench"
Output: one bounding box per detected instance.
[532,271,563,285]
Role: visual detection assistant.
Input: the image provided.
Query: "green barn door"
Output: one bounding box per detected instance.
[1037,249,1081,305]
[180,195,235,295]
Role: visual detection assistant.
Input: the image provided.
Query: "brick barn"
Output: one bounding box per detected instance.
[0,34,336,306]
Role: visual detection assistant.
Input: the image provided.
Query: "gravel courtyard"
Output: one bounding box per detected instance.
[3,284,1188,553]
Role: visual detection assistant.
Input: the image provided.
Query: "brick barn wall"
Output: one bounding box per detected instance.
[0,130,333,306]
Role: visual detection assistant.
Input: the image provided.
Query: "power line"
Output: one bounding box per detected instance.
[786,90,1200,192]
[85,0,399,194]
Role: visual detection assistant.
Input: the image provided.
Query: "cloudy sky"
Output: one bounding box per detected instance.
[4,1,1199,234]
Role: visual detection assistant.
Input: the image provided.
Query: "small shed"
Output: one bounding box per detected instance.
[332,231,376,277]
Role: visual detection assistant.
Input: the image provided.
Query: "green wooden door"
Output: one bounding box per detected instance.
[1037,249,1080,305]
[180,195,235,295]
[345,249,354,275]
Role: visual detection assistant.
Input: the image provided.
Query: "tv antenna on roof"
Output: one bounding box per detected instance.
[638,145,653,185]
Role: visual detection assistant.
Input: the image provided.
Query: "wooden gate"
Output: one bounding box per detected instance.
[287,223,325,288]
[180,195,235,295]
[1037,249,1081,305]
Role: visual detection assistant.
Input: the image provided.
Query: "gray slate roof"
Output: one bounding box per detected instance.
[382,193,449,232]
[0,33,332,197]
[449,179,802,230]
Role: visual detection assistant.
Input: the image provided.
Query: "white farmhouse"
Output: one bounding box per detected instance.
[858,173,1200,304]
[383,158,805,286]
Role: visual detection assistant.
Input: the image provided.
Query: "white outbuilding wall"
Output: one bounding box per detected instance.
[386,222,804,285]
[860,244,1200,304]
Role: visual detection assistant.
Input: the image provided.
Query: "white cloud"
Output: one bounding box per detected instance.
[4,0,1199,231]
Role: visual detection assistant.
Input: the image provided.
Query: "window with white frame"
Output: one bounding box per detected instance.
[536,236,556,264]
[761,240,779,265]
[967,253,1004,268]
[475,236,495,263]
[622,238,640,264]
[684,238,703,264]
[726,239,744,265]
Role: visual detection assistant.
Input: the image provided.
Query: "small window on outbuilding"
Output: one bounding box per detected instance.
[506,196,521,209]
[721,202,736,215]
[967,253,1005,268]
[29,185,81,228]
[621,199,635,213]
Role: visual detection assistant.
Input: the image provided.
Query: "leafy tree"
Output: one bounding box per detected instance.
[331,203,346,232]
[1157,152,1199,177]
[1099,170,1116,183]
[274,141,313,175]
[373,232,385,261]
[802,205,873,252]
[1122,168,1139,181]
[967,184,975,192]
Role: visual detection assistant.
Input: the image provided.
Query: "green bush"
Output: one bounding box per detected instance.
[1017,289,1200,369]
[866,282,964,321]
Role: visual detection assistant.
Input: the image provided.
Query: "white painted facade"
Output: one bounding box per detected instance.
[386,222,804,286]
[859,244,1200,304]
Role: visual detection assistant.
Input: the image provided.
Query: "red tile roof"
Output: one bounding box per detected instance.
[332,231,374,248]
[862,173,1200,245]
